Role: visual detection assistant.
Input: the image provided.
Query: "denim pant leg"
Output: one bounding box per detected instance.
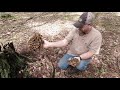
[58,54,76,70]
[76,58,92,71]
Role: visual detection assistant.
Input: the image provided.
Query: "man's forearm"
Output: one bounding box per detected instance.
[80,51,94,60]
[49,39,68,48]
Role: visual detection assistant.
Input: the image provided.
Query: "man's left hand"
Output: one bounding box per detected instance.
[73,56,81,62]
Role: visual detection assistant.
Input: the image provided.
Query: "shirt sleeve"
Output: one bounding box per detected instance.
[65,29,76,43]
[89,34,102,54]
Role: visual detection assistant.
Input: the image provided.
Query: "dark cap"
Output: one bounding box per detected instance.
[73,12,95,28]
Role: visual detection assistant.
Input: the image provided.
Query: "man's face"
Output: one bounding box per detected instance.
[81,24,90,34]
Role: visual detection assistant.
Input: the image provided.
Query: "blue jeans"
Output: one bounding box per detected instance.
[58,54,92,71]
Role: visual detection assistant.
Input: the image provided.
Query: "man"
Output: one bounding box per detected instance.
[43,12,102,72]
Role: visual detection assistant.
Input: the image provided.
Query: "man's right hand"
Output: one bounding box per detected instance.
[43,40,51,48]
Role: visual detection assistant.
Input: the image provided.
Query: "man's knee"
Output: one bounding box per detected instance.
[76,65,87,71]
[58,62,68,70]
[76,59,91,71]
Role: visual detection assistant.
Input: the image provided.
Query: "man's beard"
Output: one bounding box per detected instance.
[82,30,86,34]
[79,30,86,36]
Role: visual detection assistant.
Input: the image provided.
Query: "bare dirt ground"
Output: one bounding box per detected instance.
[0,12,120,78]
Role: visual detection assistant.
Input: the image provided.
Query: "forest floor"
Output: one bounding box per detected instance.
[0,12,120,78]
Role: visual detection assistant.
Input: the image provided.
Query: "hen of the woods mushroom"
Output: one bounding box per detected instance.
[28,33,44,52]
[68,58,80,67]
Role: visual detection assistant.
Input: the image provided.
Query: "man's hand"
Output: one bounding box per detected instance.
[68,56,81,67]
[74,56,81,62]
[43,40,51,48]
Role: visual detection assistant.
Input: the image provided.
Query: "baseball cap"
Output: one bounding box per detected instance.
[73,12,95,28]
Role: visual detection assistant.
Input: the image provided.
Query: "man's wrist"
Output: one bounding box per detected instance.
[79,56,82,60]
